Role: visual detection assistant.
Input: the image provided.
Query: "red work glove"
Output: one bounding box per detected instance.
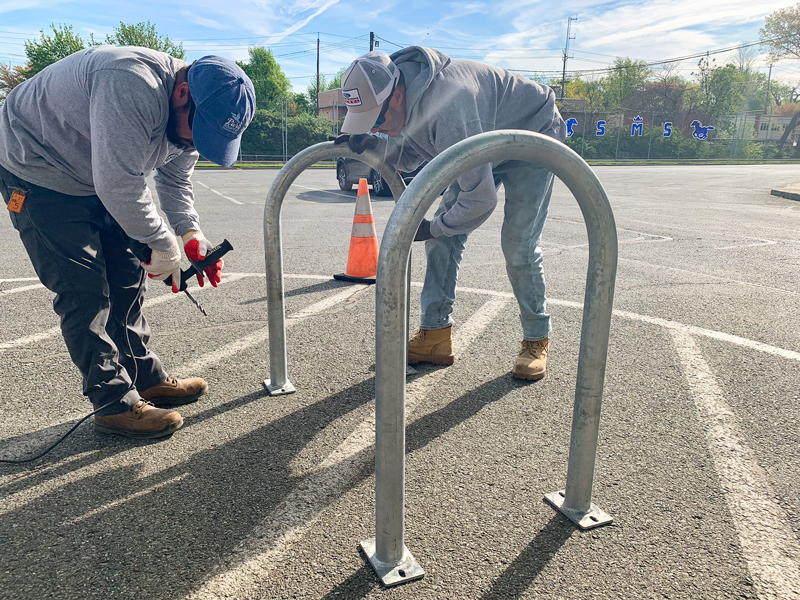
[182,230,223,287]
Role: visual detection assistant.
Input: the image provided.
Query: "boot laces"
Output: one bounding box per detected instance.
[410,330,426,343]
[521,339,547,356]
[132,400,155,417]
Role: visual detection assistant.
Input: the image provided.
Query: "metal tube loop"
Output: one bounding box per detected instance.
[372,130,618,571]
[262,142,406,395]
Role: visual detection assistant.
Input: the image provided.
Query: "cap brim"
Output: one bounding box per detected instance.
[192,110,240,168]
[340,105,383,135]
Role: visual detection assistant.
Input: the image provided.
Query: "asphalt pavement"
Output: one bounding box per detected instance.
[1,164,799,600]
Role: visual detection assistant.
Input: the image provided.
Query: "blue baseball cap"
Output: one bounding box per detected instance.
[187,56,256,167]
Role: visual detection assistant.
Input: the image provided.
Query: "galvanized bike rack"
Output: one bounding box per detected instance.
[262,142,407,395]
[363,130,618,587]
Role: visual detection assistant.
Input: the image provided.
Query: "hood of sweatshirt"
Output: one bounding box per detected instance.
[389,46,450,124]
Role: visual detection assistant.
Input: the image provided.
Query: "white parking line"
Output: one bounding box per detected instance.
[0,283,44,296]
[714,239,778,250]
[196,181,243,205]
[0,277,40,283]
[0,273,254,351]
[670,330,800,600]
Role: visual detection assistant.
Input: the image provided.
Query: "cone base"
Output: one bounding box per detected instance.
[333,273,376,285]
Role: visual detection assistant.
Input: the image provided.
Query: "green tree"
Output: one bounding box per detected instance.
[237,47,291,111]
[565,76,605,112]
[105,21,184,58]
[760,3,800,61]
[23,23,87,77]
[693,58,745,123]
[601,58,651,109]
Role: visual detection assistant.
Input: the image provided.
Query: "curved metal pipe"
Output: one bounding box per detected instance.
[262,142,406,394]
[367,130,617,581]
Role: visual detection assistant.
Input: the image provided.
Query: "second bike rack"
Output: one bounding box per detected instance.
[364,130,619,586]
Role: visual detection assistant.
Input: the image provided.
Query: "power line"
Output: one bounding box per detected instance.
[508,38,780,77]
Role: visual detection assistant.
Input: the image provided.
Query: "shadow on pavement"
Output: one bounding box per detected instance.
[318,561,377,599]
[0,369,537,599]
[238,279,349,305]
[295,189,395,204]
[296,189,355,204]
[479,515,575,600]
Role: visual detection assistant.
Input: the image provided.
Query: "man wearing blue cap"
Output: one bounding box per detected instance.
[0,46,255,439]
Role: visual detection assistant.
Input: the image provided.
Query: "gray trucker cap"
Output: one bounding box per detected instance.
[339,51,400,134]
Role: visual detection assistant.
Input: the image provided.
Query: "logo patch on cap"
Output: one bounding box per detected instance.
[223,112,244,134]
[342,88,362,106]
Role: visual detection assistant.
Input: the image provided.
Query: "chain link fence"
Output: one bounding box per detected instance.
[560,109,799,161]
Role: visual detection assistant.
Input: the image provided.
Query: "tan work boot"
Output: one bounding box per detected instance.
[94,400,183,439]
[512,338,549,380]
[139,376,208,406]
[408,327,455,365]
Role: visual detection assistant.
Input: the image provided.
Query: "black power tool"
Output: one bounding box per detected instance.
[129,238,234,316]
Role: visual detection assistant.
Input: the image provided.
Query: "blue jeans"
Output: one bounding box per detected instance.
[420,161,554,341]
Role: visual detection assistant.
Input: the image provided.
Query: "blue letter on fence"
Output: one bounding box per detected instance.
[566,118,578,138]
[631,115,643,137]
[596,120,606,136]
[663,122,672,137]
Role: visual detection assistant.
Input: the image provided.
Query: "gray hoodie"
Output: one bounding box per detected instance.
[0,46,200,251]
[384,47,565,238]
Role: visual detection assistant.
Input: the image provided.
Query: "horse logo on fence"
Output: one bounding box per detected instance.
[566,118,578,138]
[690,120,715,140]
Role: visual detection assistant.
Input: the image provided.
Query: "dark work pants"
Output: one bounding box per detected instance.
[0,164,167,416]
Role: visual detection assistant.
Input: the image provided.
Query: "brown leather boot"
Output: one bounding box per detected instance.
[94,400,183,439]
[139,376,208,406]
[408,327,455,365]
[512,338,549,380]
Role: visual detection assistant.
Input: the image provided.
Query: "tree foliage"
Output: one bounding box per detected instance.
[23,23,87,77]
[602,58,651,109]
[692,58,746,123]
[760,3,800,61]
[240,108,333,156]
[105,21,184,58]
[0,63,27,103]
[237,47,291,111]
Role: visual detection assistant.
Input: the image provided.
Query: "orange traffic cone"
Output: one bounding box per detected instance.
[334,178,379,284]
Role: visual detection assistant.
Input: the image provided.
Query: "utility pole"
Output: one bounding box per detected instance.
[316,34,320,116]
[370,31,374,52]
[560,16,577,101]
[765,62,773,116]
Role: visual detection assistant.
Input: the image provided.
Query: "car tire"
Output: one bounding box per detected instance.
[371,170,392,197]
[337,163,352,191]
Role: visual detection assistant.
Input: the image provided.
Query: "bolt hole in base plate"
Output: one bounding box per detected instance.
[263,379,296,396]
[360,538,424,587]
[544,490,613,530]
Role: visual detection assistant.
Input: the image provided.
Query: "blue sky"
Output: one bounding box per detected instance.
[0,0,797,93]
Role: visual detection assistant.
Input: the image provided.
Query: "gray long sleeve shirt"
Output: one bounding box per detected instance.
[0,46,200,251]
[382,47,566,238]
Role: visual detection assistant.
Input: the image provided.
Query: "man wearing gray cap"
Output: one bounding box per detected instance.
[0,46,255,438]
[335,48,564,380]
